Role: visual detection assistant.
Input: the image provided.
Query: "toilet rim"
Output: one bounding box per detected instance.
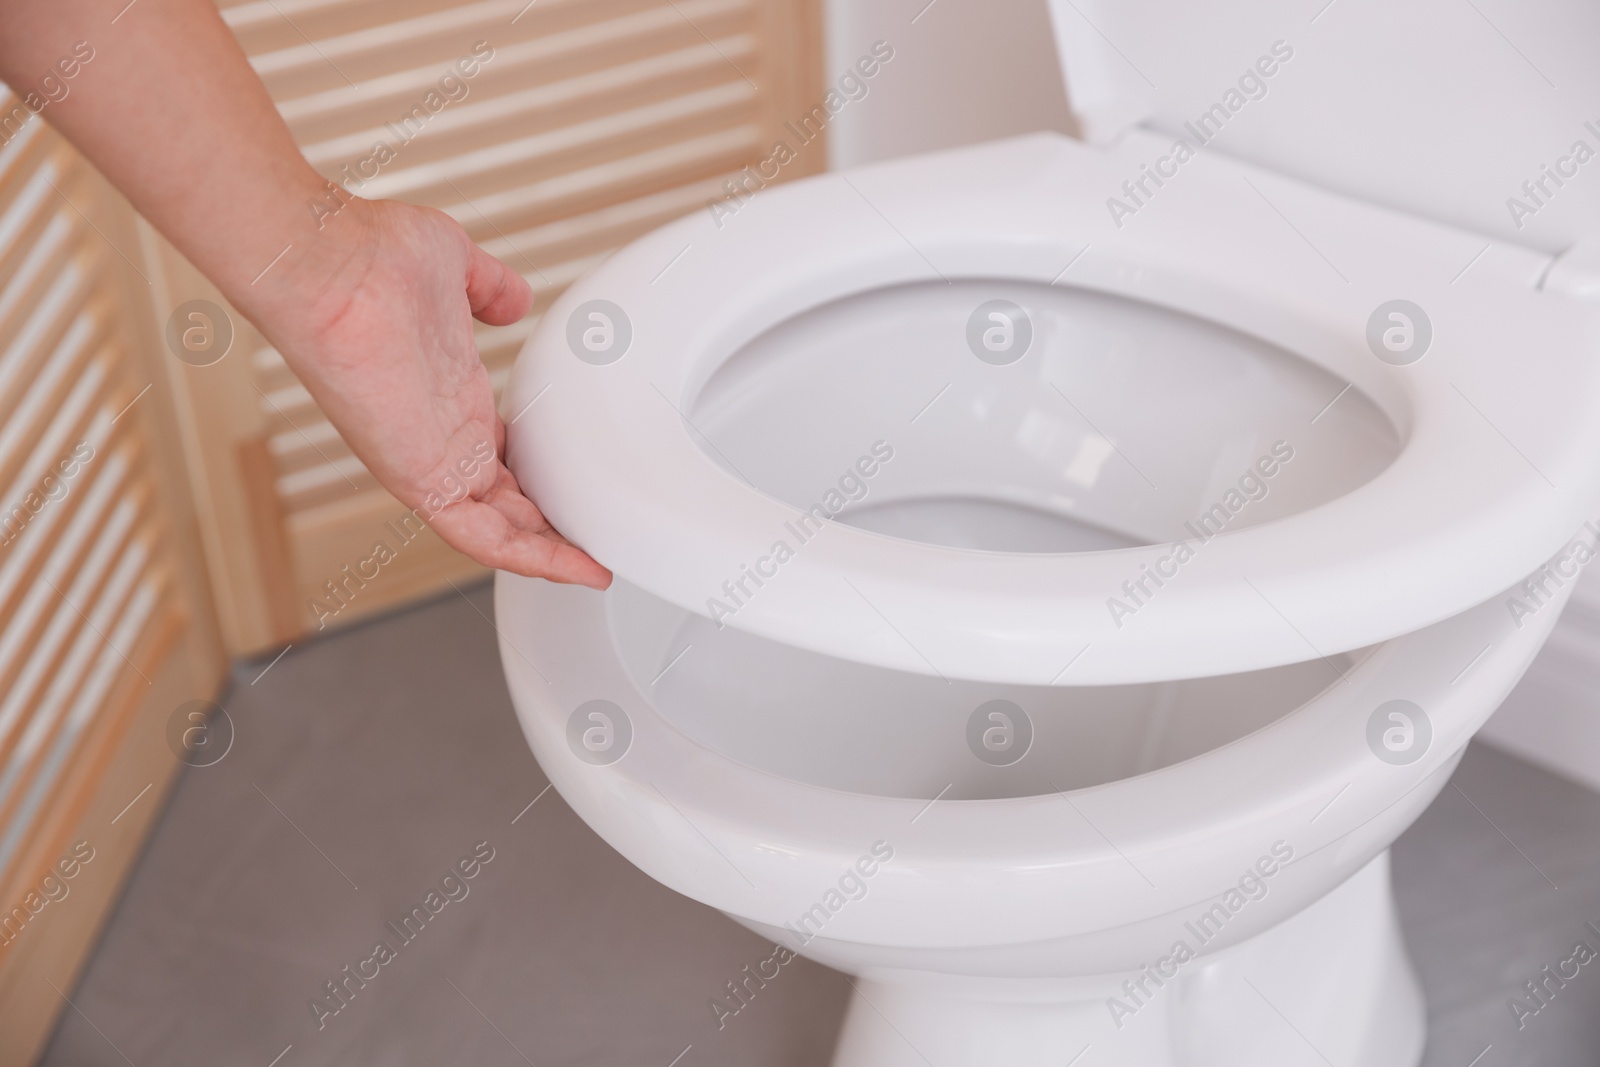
[495,565,1560,950]
[506,132,1600,687]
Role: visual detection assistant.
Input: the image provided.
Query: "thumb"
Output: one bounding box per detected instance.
[465,241,535,326]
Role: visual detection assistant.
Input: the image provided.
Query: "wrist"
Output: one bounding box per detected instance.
[225,185,383,344]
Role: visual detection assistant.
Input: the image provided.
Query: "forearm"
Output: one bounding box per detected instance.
[0,0,349,322]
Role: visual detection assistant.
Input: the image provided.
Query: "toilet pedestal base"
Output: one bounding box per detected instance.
[830,852,1424,1067]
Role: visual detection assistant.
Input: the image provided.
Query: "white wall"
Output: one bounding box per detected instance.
[821,0,1075,169]
[1479,570,1600,794]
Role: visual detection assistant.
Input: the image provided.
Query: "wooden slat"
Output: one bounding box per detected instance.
[0,429,139,706]
[226,0,483,47]
[0,214,75,376]
[0,532,158,850]
[0,132,63,294]
[0,592,190,1067]
[0,477,151,768]
[0,304,110,498]
[0,274,101,467]
[0,186,72,325]
[0,575,173,878]
[443,130,761,251]
[289,1,754,145]
[238,0,705,90]
[350,83,760,204]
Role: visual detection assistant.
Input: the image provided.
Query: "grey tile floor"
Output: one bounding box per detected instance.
[37,580,1600,1066]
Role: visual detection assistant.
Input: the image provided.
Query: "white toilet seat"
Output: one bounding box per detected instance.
[494,565,1559,956]
[505,131,1600,685]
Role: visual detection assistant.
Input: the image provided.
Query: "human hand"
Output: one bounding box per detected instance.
[243,196,612,589]
[0,0,606,587]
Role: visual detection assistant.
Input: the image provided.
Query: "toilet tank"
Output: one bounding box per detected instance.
[1044,0,1600,254]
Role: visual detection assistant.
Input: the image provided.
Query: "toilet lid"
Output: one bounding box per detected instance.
[504,132,1600,686]
[1044,0,1600,255]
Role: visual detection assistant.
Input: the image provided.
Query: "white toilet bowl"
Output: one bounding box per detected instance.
[494,3,1600,1061]
[496,564,1566,1065]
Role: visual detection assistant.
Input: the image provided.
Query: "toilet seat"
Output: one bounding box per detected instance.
[505,131,1600,686]
[493,565,1560,954]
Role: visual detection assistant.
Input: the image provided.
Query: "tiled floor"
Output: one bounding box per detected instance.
[38,580,1600,1066]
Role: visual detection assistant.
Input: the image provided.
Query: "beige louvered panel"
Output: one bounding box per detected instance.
[0,96,225,1065]
[151,0,822,653]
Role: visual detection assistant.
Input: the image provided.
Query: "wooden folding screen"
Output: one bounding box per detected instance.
[0,99,227,1066]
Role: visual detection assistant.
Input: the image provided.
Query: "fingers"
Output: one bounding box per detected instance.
[479,473,613,587]
[465,241,535,326]
[428,484,613,590]
[502,533,615,589]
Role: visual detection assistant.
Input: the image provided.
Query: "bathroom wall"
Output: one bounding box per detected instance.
[1479,570,1600,794]
[821,0,1600,796]
[820,0,1073,170]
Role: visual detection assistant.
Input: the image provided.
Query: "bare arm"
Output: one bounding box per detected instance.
[0,0,612,589]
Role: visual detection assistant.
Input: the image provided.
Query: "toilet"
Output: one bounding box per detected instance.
[494,2,1600,1063]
